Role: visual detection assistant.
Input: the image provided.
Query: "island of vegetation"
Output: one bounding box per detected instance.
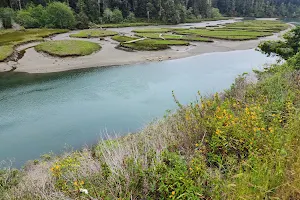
[35,40,101,57]
[1,25,300,200]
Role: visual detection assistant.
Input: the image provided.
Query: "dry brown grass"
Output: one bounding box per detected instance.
[2,116,181,199]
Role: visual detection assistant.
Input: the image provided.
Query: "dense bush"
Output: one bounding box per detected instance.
[0,8,14,28]
[259,26,300,60]
[125,12,136,22]
[16,10,39,28]
[15,3,76,29]
[46,2,75,29]
[75,11,89,29]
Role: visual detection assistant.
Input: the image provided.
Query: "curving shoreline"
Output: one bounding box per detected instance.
[0,19,293,74]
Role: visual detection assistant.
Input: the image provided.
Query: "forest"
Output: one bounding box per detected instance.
[0,0,300,29]
[0,0,300,28]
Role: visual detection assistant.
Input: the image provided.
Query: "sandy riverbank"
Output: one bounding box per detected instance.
[0,19,293,74]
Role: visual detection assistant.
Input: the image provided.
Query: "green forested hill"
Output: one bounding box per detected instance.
[0,0,300,29]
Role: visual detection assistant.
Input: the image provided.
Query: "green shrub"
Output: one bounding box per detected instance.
[75,12,90,29]
[103,8,113,23]
[46,2,75,29]
[126,12,136,22]
[0,8,14,28]
[111,8,123,23]
[16,10,39,28]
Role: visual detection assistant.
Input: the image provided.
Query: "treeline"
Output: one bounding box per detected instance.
[0,0,300,29]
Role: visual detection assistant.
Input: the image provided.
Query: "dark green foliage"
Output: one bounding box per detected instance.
[2,0,300,28]
[14,3,76,29]
[0,8,14,28]
[75,12,89,29]
[259,26,300,60]
[46,2,75,29]
[15,5,47,28]
[111,8,123,23]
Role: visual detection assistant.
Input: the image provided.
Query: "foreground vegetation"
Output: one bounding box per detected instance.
[1,27,300,200]
[0,29,69,61]
[35,40,101,57]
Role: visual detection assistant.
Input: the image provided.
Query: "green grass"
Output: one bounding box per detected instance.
[98,22,158,28]
[120,38,189,51]
[69,30,118,38]
[226,20,289,32]
[0,29,69,61]
[132,28,172,33]
[35,40,101,57]
[0,29,69,46]
[175,28,273,40]
[111,35,139,42]
[0,45,14,61]
[112,35,189,51]
[217,27,280,32]
[135,33,213,42]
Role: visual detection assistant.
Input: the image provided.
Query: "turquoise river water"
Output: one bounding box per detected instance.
[0,49,278,167]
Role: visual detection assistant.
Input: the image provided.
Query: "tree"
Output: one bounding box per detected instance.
[161,0,181,24]
[16,10,39,28]
[46,2,75,28]
[0,8,14,28]
[259,27,300,60]
[111,8,123,23]
[211,7,222,18]
[103,8,113,23]
[126,12,136,22]
[76,11,89,29]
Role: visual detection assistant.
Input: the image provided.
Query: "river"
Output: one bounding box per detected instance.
[0,49,278,167]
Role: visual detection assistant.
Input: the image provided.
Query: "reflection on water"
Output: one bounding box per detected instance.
[0,49,278,167]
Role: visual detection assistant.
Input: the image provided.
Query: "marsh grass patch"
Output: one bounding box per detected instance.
[35,40,101,57]
[135,33,213,42]
[69,30,118,38]
[0,45,14,61]
[0,29,69,61]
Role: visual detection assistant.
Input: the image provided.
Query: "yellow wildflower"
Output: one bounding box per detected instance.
[195,143,199,147]
[172,191,175,195]
[216,129,222,135]
[80,180,84,185]
[74,181,78,186]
